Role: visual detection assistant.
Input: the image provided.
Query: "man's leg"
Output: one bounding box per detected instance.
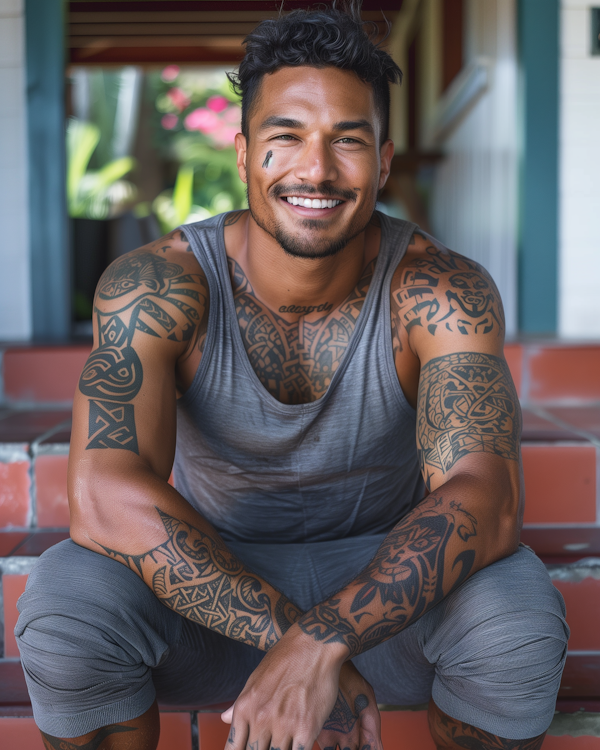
[39,701,159,750]
[353,545,568,745]
[427,699,546,749]
[15,539,261,749]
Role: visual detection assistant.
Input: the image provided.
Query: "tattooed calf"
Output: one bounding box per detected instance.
[41,725,136,750]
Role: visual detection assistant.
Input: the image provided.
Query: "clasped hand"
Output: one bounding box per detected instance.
[221,625,381,750]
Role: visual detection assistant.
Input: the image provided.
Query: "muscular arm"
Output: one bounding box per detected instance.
[295,232,522,658]
[69,231,301,652]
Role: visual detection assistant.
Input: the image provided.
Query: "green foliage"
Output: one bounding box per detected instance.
[67,119,136,220]
[153,163,211,234]
[147,67,246,221]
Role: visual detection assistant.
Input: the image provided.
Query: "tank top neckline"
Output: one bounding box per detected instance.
[213,210,393,414]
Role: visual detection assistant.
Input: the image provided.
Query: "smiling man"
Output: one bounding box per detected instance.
[16,4,568,750]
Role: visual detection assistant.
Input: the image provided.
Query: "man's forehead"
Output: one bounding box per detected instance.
[251,66,378,129]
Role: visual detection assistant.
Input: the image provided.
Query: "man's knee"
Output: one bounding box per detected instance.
[15,540,180,737]
[16,540,178,689]
[423,546,569,738]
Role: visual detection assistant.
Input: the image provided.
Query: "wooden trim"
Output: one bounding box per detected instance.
[69,46,245,64]
[69,35,247,47]
[70,22,263,34]
[26,0,71,340]
[70,11,394,21]
[518,0,560,335]
[69,2,401,12]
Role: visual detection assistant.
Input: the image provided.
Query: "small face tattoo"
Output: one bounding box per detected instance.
[262,150,273,169]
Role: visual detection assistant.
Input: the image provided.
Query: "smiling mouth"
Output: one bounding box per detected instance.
[282,196,343,209]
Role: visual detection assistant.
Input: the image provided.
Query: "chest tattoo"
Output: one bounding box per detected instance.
[228,257,375,405]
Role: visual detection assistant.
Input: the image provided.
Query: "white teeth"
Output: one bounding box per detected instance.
[285,197,342,208]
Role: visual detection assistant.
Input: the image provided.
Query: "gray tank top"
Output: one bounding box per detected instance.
[174,210,424,567]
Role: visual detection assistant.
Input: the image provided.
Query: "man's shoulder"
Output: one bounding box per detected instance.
[94,230,210,348]
[390,229,505,341]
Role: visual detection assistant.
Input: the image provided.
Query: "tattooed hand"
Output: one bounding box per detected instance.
[222,658,381,750]
[220,623,367,750]
[317,662,381,750]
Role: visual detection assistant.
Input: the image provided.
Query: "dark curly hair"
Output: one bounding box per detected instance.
[227,1,402,143]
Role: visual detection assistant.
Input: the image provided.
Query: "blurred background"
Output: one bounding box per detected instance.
[0,0,597,342]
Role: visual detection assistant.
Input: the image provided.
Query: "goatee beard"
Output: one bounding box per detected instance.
[248,191,369,260]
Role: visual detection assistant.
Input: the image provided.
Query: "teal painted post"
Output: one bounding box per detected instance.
[25,0,70,340]
[518,0,560,334]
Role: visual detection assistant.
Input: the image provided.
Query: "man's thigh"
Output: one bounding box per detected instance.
[354,545,569,740]
[15,539,260,737]
[152,617,263,706]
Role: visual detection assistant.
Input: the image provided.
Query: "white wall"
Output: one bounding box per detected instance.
[428,0,519,337]
[0,0,30,340]
[559,1,600,338]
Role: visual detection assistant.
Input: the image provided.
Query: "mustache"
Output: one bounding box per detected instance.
[270,183,358,203]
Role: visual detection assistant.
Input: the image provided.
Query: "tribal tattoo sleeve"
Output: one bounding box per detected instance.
[98,507,302,651]
[417,352,521,490]
[297,494,478,658]
[297,354,520,658]
[79,248,208,453]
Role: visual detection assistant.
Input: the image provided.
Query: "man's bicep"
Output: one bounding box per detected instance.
[416,349,522,492]
[71,249,207,478]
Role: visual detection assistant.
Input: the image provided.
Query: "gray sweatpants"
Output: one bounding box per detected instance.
[15,537,568,741]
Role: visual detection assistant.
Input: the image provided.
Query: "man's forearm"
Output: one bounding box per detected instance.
[95,504,302,651]
[296,480,512,659]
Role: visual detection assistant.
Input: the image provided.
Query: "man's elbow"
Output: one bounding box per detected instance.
[68,457,138,549]
[489,461,522,562]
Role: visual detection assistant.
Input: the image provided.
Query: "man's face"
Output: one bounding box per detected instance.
[235,66,394,259]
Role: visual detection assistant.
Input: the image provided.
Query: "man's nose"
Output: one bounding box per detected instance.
[292,138,339,185]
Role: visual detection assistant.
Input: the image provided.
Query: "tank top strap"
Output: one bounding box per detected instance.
[178,212,229,300]
[376,211,417,281]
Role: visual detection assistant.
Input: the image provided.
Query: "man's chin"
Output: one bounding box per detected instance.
[274,229,351,260]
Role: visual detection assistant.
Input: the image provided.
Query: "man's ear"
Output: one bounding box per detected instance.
[378,139,395,192]
[235,132,248,184]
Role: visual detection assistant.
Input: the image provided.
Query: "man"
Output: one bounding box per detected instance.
[16,4,568,750]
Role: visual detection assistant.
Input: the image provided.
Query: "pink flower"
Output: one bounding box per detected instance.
[161,65,180,82]
[184,108,220,134]
[212,125,239,147]
[223,106,241,125]
[161,113,178,130]
[167,87,190,112]
[206,95,229,113]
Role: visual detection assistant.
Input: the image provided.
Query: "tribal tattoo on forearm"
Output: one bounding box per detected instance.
[79,247,208,453]
[417,352,521,488]
[297,495,478,658]
[97,507,302,650]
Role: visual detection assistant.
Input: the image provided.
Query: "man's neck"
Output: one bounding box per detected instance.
[224,211,379,316]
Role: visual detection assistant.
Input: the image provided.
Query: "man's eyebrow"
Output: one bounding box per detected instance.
[259,116,305,130]
[332,119,374,134]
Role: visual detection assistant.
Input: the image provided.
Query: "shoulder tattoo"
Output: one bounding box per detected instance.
[392,233,504,341]
[80,252,209,453]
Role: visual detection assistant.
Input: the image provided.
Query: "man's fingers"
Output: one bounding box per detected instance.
[268,734,293,750]
[221,704,234,724]
[292,736,316,750]
[317,731,346,750]
[358,722,382,750]
[222,713,247,750]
